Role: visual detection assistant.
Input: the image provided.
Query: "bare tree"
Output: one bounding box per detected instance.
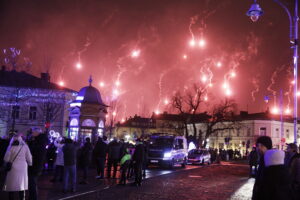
[171,83,206,139]
[201,99,238,148]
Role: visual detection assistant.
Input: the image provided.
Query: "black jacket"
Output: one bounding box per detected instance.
[108,141,121,160]
[79,142,93,166]
[0,138,9,167]
[93,140,108,159]
[63,143,79,166]
[249,150,259,165]
[257,165,294,200]
[133,143,145,164]
[28,134,48,176]
[252,156,265,200]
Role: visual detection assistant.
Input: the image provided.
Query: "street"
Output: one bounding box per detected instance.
[8,161,251,200]
[55,162,251,200]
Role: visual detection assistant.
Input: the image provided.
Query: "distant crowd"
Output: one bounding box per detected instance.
[0,129,148,200]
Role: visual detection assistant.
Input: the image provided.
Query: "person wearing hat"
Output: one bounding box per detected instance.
[252,136,273,200]
[285,143,300,199]
[257,149,294,200]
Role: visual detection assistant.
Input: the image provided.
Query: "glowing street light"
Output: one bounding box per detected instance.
[246,1,263,22]
[246,0,299,144]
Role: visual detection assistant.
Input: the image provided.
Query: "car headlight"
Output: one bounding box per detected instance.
[164,152,172,158]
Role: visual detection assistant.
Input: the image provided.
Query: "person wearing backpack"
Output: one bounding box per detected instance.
[3,134,32,200]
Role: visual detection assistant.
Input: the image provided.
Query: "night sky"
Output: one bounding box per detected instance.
[0,0,295,120]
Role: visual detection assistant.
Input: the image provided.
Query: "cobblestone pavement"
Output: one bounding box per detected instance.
[0,162,251,200]
[60,162,251,200]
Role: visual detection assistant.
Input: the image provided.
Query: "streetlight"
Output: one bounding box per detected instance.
[247,0,299,144]
[264,90,284,149]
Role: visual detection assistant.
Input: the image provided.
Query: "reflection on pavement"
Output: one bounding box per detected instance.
[230,178,255,200]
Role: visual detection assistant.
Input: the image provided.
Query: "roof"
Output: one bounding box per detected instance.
[76,85,107,106]
[0,67,76,93]
[235,111,295,123]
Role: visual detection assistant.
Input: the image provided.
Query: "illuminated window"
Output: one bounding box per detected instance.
[69,127,78,140]
[259,127,267,136]
[70,118,78,126]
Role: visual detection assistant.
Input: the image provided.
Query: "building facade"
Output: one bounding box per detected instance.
[187,111,300,154]
[68,78,107,143]
[0,66,76,137]
[114,113,186,141]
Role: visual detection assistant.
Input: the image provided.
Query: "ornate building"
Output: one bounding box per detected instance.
[0,66,76,137]
[68,77,108,143]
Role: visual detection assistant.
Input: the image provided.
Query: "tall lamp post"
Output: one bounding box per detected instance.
[264,89,284,149]
[246,0,299,144]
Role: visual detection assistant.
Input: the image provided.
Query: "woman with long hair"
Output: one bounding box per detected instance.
[3,134,32,200]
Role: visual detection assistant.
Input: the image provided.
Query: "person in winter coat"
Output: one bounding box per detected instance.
[107,138,121,178]
[3,135,32,200]
[79,137,93,184]
[92,137,108,179]
[132,139,144,186]
[249,147,259,177]
[257,149,294,200]
[50,138,64,183]
[27,128,48,200]
[119,148,131,185]
[63,138,79,193]
[285,143,300,199]
[0,136,9,189]
[252,136,272,200]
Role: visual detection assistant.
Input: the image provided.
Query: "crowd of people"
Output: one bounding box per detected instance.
[249,136,300,200]
[0,130,148,200]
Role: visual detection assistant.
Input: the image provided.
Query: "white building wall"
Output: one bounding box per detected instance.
[188,119,300,152]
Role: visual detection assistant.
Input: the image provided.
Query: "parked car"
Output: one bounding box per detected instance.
[147,135,188,169]
[188,149,211,165]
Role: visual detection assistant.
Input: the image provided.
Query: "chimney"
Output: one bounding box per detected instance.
[41,72,50,82]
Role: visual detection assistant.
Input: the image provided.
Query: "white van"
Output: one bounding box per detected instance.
[147,135,188,169]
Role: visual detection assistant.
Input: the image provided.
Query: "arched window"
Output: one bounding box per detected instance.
[70,118,78,126]
[82,119,96,127]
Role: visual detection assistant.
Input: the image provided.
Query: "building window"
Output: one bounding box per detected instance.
[12,106,20,119]
[275,128,279,138]
[259,127,267,136]
[29,106,37,120]
[247,128,251,137]
[69,127,78,140]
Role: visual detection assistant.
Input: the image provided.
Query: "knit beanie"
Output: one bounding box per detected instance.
[264,149,285,167]
[256,136,272,149]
